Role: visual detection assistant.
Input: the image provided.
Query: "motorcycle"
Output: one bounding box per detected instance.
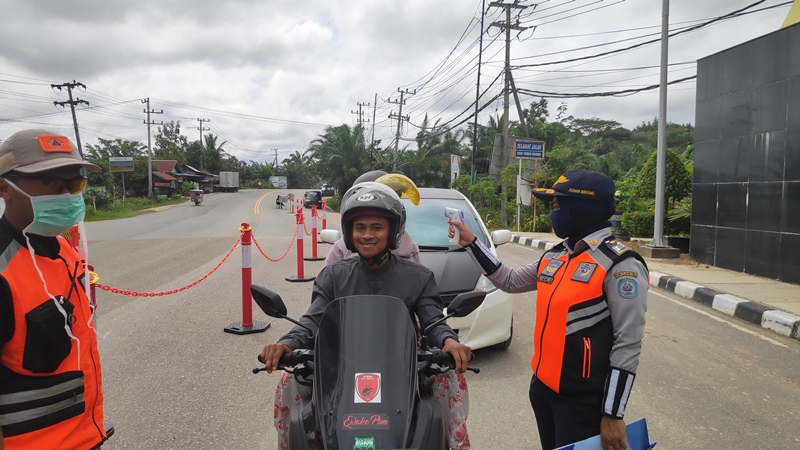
[251,285,485,450]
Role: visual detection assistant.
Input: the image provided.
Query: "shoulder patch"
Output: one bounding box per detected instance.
[614,271,638,279]
[606,240,630,256]
[617,277,638,298]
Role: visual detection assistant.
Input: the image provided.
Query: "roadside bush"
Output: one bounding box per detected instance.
[622,210,654,238]
[83,187,115,211]
[324,195,341,212]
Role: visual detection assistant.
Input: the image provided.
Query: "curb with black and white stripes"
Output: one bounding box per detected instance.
[510,235,800,341]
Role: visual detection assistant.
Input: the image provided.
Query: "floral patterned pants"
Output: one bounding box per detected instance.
[274,369,471,449]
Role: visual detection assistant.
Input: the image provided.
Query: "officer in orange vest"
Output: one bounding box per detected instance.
[0,129,111,449]
[450,170,648,450]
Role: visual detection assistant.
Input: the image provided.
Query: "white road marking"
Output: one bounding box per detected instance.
[650,290,788,348]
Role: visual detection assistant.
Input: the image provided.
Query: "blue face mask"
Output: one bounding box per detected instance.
[5,179,86,237]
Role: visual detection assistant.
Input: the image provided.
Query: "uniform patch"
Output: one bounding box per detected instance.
[617,277,638,298]
[541,259,565,277]
[589,238,598,246]
[614,271,638,279]
[606,240,630,256]
[571,262,597,282]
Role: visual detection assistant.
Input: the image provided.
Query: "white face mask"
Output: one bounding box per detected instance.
[5,178,86,237]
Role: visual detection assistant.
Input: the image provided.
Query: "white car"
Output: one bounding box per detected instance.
[321,188,514,350]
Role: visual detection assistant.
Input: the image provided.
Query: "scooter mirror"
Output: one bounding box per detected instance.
[250,285,287,318]
[319,229,341,244]
[448,291,486,318]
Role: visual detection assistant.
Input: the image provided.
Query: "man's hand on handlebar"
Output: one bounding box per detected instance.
[260,343,291,373]
[442,338,472,374]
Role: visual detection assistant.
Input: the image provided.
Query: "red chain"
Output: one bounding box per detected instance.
[302,216,312,236]
[95,234,243,297]
[252,223,299,262]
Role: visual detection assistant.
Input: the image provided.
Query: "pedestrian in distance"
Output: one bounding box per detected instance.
[0,129,111,450]
[449,170,648,450]
[263,182,473,449]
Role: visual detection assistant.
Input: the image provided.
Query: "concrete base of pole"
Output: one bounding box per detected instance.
[223,320,270,335]
[638,245,681,259]
[285,275,316,282]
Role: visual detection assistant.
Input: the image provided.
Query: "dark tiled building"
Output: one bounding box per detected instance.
[692,23,800,283]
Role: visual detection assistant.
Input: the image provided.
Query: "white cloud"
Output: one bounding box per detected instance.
[0,0,792,164]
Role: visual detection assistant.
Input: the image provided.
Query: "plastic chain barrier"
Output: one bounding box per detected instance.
[251,223,300,262]
[302,208,313,236]
[96,233,243,297]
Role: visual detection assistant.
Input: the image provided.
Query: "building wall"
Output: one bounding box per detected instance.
[692,23,800,283]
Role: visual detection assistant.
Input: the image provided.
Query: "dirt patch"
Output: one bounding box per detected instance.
[621,239,709,267]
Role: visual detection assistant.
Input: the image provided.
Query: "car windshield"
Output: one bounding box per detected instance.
[306,191,321,200]
[401,197,487,247]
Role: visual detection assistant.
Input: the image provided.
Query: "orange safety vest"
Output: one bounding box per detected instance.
[531,243,638,396]
[0,237,107,450]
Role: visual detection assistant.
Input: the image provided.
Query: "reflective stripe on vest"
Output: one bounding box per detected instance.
[0,377,85,434]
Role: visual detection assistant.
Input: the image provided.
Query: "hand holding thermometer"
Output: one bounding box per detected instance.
[444,207,465,244]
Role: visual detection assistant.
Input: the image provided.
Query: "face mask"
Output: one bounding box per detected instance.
[5,179,86,237]
[550,206,577,239]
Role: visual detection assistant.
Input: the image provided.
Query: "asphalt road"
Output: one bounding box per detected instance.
[88,189,800,449]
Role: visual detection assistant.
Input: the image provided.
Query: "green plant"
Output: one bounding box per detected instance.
[622,211,654,238]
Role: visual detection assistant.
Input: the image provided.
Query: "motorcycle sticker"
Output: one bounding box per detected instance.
[342,413,390,430]
[352,436,376,449]
[355,373,381,403]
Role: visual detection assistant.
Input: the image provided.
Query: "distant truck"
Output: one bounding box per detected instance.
[217,171,240,192]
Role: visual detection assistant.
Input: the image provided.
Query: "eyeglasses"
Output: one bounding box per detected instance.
[5,173,88,194]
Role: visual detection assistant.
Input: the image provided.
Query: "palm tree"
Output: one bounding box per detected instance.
[202,133,227,173]
[308,124,371,195]
[281,150,315,189]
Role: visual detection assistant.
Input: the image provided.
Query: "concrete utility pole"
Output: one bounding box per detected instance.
[270,148,278,167]
[471,0,487,202]
[388,88,415,171]
[351,102,371,125]
[489,1,528,227]
[51,80,89,157]
[371,93,378,146]
[196,118,210,170]
[653,0,669,248]
[142,98,163,198]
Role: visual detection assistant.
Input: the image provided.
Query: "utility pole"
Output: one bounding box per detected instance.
[651,0,670,249]
[196,118,210,170]
[489,1,528,227]
[351,102,370,125]
[270,148,278,167]
[388,88,414,171]
[51,80,89,157]
[371,93,378,146]
[471,0,487,202]
[142,98,163,198]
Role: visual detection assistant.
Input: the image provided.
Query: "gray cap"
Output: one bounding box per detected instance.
[0,129,100,176]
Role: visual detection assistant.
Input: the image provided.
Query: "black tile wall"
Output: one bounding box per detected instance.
[692,25,800,284]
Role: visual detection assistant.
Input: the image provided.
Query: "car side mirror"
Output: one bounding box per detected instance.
[491,229,512,246]
[319,229,341,244]
[250,285,287,318]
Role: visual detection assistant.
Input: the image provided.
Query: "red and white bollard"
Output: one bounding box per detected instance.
[305,205,324,261]
[286,211,316,282]
[224,222,270,334]
[321,201,327,231]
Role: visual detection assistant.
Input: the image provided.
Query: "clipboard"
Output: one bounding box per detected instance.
[554,418,656,450]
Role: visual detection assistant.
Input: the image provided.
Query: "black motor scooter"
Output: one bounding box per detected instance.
[252,285,484,450]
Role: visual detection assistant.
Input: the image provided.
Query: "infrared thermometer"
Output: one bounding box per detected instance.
[444,207,465,244]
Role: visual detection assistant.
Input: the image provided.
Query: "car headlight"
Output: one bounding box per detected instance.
[474,273,498,294]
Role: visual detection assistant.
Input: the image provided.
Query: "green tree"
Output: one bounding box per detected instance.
[281,150,315,189]
[308,124,371,195]
[154,121,189,163]
[634,149,692,208]
[84,138,148,196]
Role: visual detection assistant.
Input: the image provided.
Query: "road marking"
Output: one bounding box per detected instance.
[650,290,788,348]
[254,192,271,215]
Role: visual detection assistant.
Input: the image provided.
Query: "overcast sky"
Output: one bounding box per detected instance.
[0,0,793,165]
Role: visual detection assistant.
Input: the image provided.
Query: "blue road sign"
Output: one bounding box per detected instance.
[514,139,544,159]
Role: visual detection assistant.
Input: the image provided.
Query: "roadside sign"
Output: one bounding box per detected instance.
[514,139,545,159]
[109,157,134,172]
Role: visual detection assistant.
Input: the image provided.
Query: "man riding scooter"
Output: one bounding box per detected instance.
[261,182,473,449]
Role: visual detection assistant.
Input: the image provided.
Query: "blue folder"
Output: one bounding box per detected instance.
[554,418,656,450]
